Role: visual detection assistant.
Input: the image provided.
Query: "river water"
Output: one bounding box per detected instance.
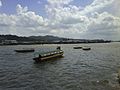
[0,43,120,90]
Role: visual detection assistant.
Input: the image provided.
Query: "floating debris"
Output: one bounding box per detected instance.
[92,80,109,86]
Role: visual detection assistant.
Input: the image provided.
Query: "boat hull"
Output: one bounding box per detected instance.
[73,47,82,49]
[82,48,91,50]
[33,53,63,62]
[15,49,35,53]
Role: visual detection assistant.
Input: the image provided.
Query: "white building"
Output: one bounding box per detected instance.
[2,40,18,44]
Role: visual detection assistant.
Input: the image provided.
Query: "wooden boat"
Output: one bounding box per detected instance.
[73,46,82,49]
[82,47,91,51]
[33,47,64,62]
[15,48,35,53]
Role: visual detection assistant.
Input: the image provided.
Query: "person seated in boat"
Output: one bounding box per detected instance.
[56,46,61,50]
[39,54,42,58]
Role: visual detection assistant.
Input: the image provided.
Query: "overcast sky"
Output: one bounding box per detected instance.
[0,0,120,40]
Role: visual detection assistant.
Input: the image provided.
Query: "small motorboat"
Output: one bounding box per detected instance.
[82,47,91,51]
[33,46,64,62]
[15,48,35,53]
[73,46,82,49]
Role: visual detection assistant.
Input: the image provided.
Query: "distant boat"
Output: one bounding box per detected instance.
[15,48,35,53]
[82,47,91,51]
[33,46,64,62]
[73,46,82,49]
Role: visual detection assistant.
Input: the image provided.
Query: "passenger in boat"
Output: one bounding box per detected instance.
[57,46,61,50]
[39,54,42,58]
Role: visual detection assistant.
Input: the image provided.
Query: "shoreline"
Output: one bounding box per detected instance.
[0,41,112,46]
